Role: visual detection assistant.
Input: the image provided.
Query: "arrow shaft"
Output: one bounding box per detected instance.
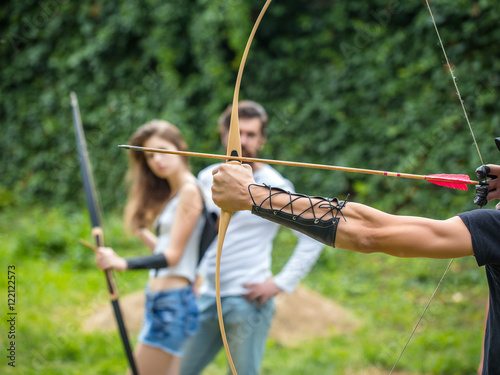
[118,145,479,186]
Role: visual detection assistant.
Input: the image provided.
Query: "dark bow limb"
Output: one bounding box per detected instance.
[70,92,138,375]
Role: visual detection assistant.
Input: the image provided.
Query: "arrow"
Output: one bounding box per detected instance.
[118,145,478,191]
[78,238,97,251]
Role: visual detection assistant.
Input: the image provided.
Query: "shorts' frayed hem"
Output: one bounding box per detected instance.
[138,339,182,357]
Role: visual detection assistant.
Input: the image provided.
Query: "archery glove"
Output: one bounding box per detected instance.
[474,165,495,208]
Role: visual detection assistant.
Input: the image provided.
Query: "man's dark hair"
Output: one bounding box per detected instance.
[218,100,268,136]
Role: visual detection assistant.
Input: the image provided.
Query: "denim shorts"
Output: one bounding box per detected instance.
[138,285,199,356]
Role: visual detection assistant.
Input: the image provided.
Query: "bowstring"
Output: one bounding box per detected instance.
[425,0,484,165]
[389,2,484,373]
[389,259,453,374]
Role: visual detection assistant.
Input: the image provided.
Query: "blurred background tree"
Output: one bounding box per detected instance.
[1,0,499,217]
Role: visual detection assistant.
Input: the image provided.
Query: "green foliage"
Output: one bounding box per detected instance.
[0,203,143,270]
[0,206,147,374]
[1,1,499,216]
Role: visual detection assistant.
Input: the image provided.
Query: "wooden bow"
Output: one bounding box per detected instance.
[214,1,273,373]
[70,92,139,375]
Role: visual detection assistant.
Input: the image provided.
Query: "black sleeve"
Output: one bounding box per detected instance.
[457,209,500,266]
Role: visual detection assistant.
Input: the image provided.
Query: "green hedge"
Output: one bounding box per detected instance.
[1,0,499,218]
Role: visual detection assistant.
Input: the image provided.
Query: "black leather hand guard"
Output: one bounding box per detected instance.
[252,205,340,247]
[126,253,168,270]
[249,184,347,248]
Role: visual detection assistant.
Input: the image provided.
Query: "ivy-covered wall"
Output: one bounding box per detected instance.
[1,0,499,218]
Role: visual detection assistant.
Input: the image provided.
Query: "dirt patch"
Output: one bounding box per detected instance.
[83,289,145,334]
[83,285,359,347]
[269,285,359,346]
[83,288,419,374]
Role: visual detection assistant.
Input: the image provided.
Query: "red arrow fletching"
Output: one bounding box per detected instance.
[426,174,472,191]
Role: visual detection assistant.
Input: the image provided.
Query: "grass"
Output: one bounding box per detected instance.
[0,205,488,374]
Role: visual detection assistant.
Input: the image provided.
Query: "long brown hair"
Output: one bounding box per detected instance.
[123,120,189,232]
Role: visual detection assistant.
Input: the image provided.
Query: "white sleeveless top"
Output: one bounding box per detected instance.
[148,192,205,282]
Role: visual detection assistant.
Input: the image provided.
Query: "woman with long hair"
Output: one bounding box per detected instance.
[95,120,204,375]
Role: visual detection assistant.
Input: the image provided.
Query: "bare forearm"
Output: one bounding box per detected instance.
[336,204,473,258]
[135,228,157,251]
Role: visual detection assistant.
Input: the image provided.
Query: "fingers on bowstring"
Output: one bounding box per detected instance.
[475,164,500,181]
